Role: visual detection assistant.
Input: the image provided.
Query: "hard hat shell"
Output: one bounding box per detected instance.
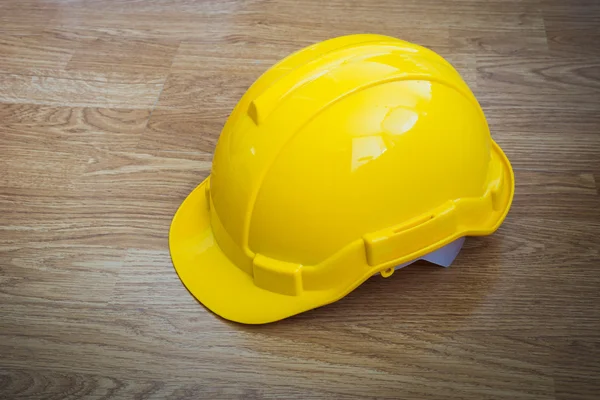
[170,34,514,324]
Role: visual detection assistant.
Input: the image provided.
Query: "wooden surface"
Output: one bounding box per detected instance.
[1,0,599,399]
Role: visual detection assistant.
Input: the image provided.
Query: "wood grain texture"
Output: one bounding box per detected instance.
[1,0,599,399]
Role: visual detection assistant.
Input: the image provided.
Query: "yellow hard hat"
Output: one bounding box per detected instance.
[170,34,514,324]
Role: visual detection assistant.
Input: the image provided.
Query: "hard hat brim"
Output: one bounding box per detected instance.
[169,178,334,324]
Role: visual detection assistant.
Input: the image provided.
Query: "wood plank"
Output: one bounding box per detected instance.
[137,108,224,152]
[0,74,163,108]
[0,31,75,72]
[476,54,600,94]
[0,104,151,150]
[492,132,600,172]
[0,246,123,307]
[0,305,555,399]
[450,14,548,55]
[542,0,600,56]
[66,34,180,79]
[0,367,362,400]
